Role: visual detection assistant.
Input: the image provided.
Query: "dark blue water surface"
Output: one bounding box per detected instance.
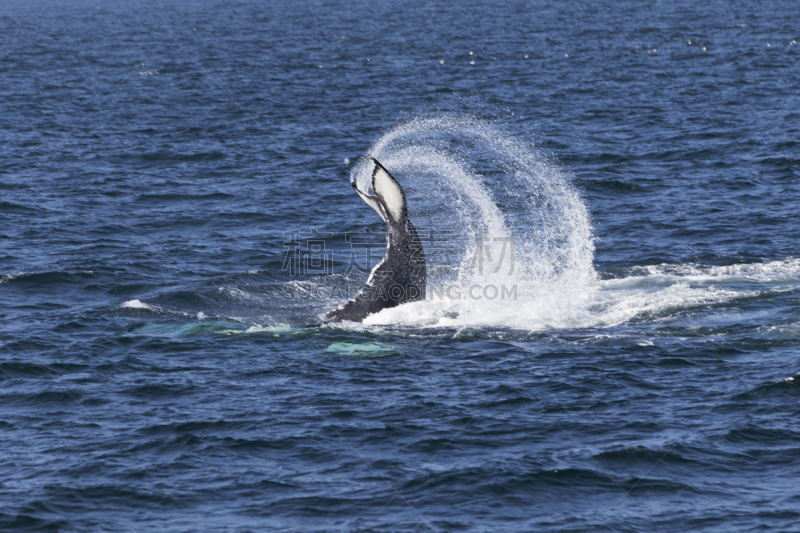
[2,0,800,531]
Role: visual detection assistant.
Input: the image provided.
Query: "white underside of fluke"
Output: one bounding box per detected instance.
[372,165,405,222]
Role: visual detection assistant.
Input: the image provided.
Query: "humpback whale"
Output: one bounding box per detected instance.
[323,156,426,323]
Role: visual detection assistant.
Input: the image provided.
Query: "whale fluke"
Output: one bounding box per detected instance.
[323,156,426,323]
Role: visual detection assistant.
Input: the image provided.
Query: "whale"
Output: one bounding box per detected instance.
[323,156,426,323]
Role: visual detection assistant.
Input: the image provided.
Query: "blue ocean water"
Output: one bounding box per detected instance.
[2,0,800,531]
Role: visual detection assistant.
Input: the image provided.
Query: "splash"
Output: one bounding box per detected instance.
[347,114,597,329]
[117,113,800,334]
[589,258,800,328]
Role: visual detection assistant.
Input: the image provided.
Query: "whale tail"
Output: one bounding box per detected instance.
[350,156,407,223]
[323,157,426,323]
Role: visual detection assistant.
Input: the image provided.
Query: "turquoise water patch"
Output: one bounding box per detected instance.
[127,320,254,337]
[126,319,307,337]
[326,342,399,357]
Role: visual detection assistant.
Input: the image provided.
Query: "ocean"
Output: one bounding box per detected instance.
[2,0,799,531]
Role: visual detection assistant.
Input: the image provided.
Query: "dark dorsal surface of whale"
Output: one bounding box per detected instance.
[323,157,426,323]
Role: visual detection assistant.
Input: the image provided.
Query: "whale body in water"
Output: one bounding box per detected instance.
[323,156,426,323]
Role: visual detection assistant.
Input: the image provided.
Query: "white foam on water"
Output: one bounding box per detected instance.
[588,280,753,329]
[349,113,595,330]
[631,258,800,283]
[583,258,800,329]
[120,299,196,319]
[0,272,29,284]
[366,258,797,331]
[122,299,155,310]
